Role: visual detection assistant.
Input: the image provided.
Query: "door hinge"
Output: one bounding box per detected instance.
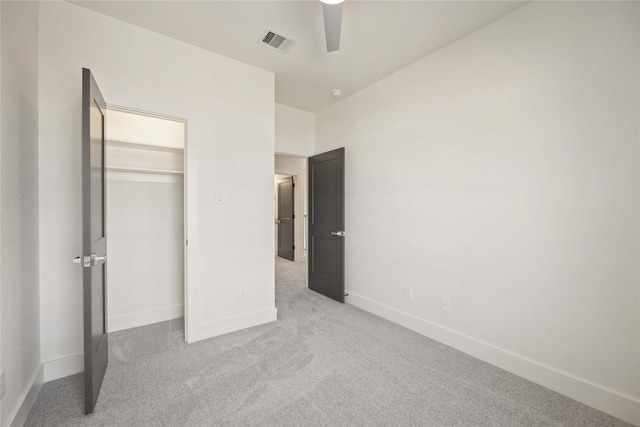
[293,245,295,250]
[293,214,295,219]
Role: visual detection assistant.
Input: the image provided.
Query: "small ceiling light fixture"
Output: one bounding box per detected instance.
[321,0,344,4]
[331,89,343,99]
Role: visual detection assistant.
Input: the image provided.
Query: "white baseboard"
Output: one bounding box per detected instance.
[43,353,83,383]
[4,363,43,427]
[346,292,640,427]
[108,304,184,333]
[187,307,277,343]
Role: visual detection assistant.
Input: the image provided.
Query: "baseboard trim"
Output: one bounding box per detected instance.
[346,292,640,426]
[4,363,43,427]
[43,353,83,383]
[108,304,184,333]
[187,307,277,343]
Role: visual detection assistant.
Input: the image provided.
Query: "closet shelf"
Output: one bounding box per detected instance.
[106,166,184,175]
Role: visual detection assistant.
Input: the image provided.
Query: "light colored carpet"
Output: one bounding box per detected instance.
[25,257,631,426]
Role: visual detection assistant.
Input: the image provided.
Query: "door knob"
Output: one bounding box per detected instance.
[330,231,345,237]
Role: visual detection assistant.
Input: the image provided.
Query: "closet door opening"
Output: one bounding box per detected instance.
[105,107,187,334]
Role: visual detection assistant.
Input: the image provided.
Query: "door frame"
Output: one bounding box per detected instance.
[104,104,190,341]
[275,153,308,284]
[274,173,294,258]
[273,151,309,287]
[275,175,295,261]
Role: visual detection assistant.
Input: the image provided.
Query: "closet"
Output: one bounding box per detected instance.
[105,108,185,332]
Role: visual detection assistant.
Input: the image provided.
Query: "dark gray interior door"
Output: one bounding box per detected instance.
[277,176,295,261]
[308,148,345,303]
[82,68,108,415]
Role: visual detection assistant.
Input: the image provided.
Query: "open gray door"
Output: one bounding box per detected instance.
[277,176,295,261]
[81,68,108,414]
[308,148,345,303]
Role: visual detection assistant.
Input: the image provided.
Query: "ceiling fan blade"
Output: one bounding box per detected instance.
[322,2,343,52]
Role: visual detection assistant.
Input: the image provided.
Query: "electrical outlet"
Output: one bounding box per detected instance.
[404,286,413,300]
[1,370,5,399]
[441,297,452,313]
[238,287,246,301]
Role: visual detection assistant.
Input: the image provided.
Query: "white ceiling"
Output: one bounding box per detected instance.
[72,1,527,112]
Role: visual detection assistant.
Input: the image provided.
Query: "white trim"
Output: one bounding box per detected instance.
[43,353,83,383]
[4,364,43,427]
[345,292,640,427]
[187,307,277,343]
[108,304,184,333]
[274,151,308,159]
[107,139,184,154]
[106,169,184,183]
[106,104,186,124]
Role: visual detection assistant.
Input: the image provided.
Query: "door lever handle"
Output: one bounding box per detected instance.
[330,231,345,237]
[91,254,107,266]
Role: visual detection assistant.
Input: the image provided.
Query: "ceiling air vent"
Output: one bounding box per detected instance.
[260,30,296,54]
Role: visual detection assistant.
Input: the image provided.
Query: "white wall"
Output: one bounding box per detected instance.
[316,2,640,425]
[39,1,275,381]
[107,174,184,332]
[275,155,307,263]
[275,103,314,157]
[0,1,42,425]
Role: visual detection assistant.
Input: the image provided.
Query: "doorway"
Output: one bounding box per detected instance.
[275,174,295,261]
[274,154,307,265]
[105,106,187,333]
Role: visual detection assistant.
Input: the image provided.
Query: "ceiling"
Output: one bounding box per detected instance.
[72,1,527,112]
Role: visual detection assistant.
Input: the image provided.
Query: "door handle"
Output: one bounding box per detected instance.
[91,254,107,266]
[73,254,106,267]
[330,231,345,237]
